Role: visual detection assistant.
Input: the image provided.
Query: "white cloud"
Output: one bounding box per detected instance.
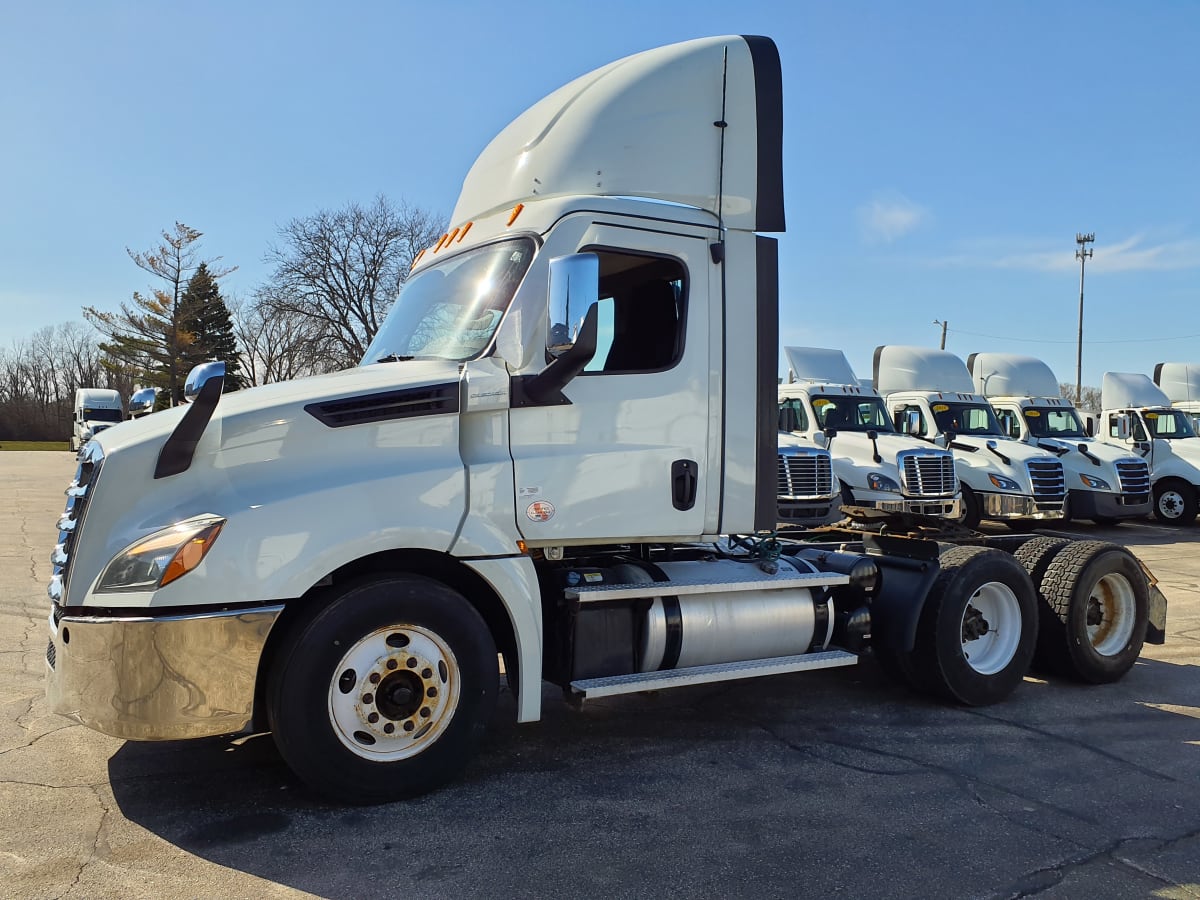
[929,233,1200,273]
[858,193,928,244]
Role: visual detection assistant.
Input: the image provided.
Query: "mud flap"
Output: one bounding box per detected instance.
[1146,583,1168,645]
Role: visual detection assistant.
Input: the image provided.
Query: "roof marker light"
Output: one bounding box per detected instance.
[457,222,473,242]
[507,204,524,226]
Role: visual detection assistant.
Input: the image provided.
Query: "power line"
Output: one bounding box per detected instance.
[945,327,1200,345]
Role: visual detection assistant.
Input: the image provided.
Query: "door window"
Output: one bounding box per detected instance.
[581,251,686,374]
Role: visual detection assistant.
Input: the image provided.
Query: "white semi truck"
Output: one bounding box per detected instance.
[1155,362,1200,433]
[775,430,839,526]
[874,346,1067,529]
[70,388,123,453]
[967,353,1151,525]
[1093,372,1200,525]
[46,36,1163,803]
[780,346,959,518]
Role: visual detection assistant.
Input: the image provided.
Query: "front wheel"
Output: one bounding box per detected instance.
[267,575,498,803]
[956,484,982,530]
[910,546,1038,706]
[1153,480,1198,525]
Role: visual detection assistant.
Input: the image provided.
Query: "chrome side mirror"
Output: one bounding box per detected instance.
[1113,413,1132,441]
[903,409,922,436]
[184,361,226,402]
[547,253,599,358]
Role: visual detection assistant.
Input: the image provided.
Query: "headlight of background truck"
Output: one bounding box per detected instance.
[866,473,901,493]
[1079,474,1111,490]
[96,515,226,593]
[988,473,1021,491]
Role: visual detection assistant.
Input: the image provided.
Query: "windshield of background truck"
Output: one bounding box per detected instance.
[1023,406,1086,438]
[82,407,122,423]
[810,395,894,432]
[361,237,536,365]
[1141,409,1197,439]
[931,402,1002,436]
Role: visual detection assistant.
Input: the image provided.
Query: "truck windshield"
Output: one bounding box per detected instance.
[931,402,1002,437]
[360,237,536,365]
[83,407,123,423]
[1142,409,1197,439]
[1023,407,1086,438]
[811,396,894,432]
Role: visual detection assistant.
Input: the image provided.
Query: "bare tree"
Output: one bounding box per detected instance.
[232,293,339,385]
[261,196,445,369]
[1060,381,1101,412]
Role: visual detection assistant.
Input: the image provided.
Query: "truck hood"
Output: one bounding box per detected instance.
[825,431,943,472]
[951,435,1057,470]
[1155,437,1200,469]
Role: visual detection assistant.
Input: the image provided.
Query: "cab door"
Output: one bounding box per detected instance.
[508,223,713,544]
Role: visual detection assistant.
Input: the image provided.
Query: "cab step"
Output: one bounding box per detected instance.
[564,571,849,603]
[569,650,858,700]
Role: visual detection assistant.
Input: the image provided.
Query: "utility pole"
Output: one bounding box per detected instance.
[1075,232,1094,406]
[933,319,948,350]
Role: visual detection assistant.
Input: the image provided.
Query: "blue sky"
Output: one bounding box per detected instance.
[1,1,1197,388]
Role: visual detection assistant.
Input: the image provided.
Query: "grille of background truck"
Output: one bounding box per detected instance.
[1115,459,1151,497]
[898,452,957,496]
[777,452,833,499]
[1026,458,1067,505]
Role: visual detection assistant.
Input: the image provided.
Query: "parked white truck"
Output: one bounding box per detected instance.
[1155,362,1200,433]
[967,353,1151,525]
[1093,372,1200,524]
[780,346,959,518]
[70,388,122,452]
[46,36,1163,803]
[775,430,839,526]
[874,346,1067,528]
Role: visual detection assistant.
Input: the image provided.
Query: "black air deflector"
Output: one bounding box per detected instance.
[306,383,459,428]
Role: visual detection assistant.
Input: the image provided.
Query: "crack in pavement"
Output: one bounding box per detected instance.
[0,722,77,757]
[60,783,114,899]
[962,707,1179,784]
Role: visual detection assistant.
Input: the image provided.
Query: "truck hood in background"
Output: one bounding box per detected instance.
[951,435,1057,469]
[824,431,943,473]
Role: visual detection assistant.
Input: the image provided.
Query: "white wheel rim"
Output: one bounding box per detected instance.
[1087,573,1137,657]
[1158,490,1184,519]
[960,582,1022,675]
[326,625,460,761]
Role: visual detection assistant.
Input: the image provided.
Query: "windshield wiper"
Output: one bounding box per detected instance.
[375,354,416,363]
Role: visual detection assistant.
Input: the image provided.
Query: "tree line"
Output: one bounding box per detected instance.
[0,196,444,441]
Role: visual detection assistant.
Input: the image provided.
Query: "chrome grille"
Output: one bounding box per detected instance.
[49,445,104,605]
[1115,458,1151,496]
[1026,459,1066,502]
[778,451,834,499]
[898,451,957,497]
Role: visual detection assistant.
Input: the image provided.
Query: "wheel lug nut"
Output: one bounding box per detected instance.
[367,712,379,724]
[421,667,432,679]
[384,723,395,734]
[403,721,415,732]
[406,658,417,669]
[427,687,437,698]
[362,693,374,704]
[369,673,381,684]
[387,659,398,670]
[419,707,430,719]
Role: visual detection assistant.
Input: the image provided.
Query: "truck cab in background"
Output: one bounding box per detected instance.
[71,388,123,452]
[1094,372,1200,525]
[874,346,1066,529]
[1155,362,1200,435]
[779,346,959,518]
[775,428,839,526]
[967,353,1151,525]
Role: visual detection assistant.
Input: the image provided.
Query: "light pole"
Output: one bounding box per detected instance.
[1075,232,1094,406]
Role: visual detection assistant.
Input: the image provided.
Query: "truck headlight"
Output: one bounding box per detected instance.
[1079,474,1111,490]
[866,473,901,493]
[96,515,225,593]
[988,473,1021,491]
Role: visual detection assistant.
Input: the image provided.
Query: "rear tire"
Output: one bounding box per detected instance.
[1013,536,1070,671]
[1153,479,1197,525]
[267,574,498,803]
[910,546,1038,706]
[1036,541,1148,683]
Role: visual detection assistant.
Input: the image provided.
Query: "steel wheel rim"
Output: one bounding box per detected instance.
[1158,489,1184,519]
[1088,573,1137,656]
[960,581,1022,675]
[327,624,460,761]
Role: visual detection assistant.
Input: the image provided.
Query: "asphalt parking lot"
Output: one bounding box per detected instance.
[3,450,1200,899]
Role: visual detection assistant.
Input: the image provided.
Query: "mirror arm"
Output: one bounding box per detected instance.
[513,304,599,406]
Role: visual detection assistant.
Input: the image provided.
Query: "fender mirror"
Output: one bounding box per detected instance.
[184,361,226,402]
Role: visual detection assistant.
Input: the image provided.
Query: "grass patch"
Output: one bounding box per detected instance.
[0,441,71,451]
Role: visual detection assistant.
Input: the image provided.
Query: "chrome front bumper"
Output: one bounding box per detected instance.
[980,492,1065,520]
[875,497,961,517]
[46,605,283,741]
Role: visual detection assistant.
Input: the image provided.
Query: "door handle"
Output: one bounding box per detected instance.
[671,459,698,511]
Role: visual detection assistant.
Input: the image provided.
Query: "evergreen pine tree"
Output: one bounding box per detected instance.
[179,262,245,390]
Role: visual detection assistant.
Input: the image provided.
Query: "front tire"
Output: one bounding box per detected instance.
[267,574,498,803]
[956,484,982,530]
[1036,541,1148,683]
[910,546,1038,706]
[1153,479,1198,525]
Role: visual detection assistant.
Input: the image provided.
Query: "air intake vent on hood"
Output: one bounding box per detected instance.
[306,383,459,428]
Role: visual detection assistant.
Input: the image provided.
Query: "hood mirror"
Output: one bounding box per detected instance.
[184,361,226,402]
